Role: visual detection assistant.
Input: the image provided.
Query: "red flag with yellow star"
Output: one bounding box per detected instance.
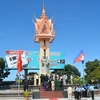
[17,51,22,73]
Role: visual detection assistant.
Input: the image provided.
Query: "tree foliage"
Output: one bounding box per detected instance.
[85,59,100,83]
[52,64,80,78]
[73,76,83,84]
[89,67,100,81]
[64,64,81,77]
[0,58,10,82]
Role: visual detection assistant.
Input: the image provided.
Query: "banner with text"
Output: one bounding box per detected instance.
[5,50,65,69]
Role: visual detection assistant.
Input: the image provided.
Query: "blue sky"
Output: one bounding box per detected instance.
[0,0,100,81]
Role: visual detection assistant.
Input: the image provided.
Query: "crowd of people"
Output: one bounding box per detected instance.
[67,84,95,100]
[40,74,65,91]
[15,73,68,91]
[15,73,96,100]
[40,74,95,100]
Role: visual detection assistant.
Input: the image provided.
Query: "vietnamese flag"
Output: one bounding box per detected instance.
[17,50,22,73]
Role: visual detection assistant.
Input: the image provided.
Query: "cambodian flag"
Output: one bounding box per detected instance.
[73,49,84,63]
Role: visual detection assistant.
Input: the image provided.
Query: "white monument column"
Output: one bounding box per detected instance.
[33,5,55,77]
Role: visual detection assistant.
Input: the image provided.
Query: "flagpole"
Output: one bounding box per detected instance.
[17,50,22,100]
[82,61,85,84]
[18,73,20,100]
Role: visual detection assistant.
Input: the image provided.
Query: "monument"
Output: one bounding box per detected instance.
[33,5,55,75]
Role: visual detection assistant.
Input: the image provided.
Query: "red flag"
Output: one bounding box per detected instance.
[17,50,22,73]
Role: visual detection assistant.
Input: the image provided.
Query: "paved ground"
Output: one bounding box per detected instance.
[0,96,100,100]
[0,97,100,100]
[0,89,100,100]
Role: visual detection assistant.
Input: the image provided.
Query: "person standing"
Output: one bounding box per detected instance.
[35,74,39,85]
[43,81,47,91]
[67,86,73,100]
[55,78,59,91]
[86,84,90,97]
[48,79,51,91]
[81,86,86,97]
[89,84,94,100]
[40,74,43,86]
[76,85,81,100]
[26,79,29,91]
[73,86,77,99]
[23,79,26,91]
[51,79,55,91]
[23,79,29,91]
[60,79,63,91]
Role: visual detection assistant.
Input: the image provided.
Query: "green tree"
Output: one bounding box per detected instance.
[64,64,81,77]
[62,64,80,84]
[0,58,10,82]
[88,67,100,82]
[85,59,100,82]
[73,76,83,84]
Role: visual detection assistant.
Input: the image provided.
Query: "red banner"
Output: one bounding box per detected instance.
[6,50,24,55]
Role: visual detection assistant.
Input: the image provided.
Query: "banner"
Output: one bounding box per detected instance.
[5,50,65,69]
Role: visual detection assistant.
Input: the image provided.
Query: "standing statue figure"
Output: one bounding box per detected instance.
[41,56,49,74]
[70,75,73,84]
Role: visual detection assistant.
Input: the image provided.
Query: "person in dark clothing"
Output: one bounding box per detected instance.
[74,86,77,99]
[40,74,43,85]
[42,75,45,86]
[43,81,47,91]
[31,75,34,85]
[50,74,53,81]
[60,79,63,91]
[23,79,26,91]
[81,86,86,97]
[48,79,51,91]
[23,79,29,91]
[45,74,48,82]
[55,78,59,91]
[26,79,29,91]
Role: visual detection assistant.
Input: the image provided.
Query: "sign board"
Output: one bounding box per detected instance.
[5,50,65,70]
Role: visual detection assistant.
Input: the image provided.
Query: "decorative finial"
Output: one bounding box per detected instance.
[51,15,54,20]
[43,0,44,7]
[42,1,45,14]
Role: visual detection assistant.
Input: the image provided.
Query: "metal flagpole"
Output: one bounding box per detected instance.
[82,61,85,84]
[17,50,22,100]
[18,73,20,100]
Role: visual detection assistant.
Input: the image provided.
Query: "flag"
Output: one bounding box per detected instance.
[17,50,22,73]
[73,49,84,63]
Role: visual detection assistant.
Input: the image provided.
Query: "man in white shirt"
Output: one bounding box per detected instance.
[35,74,39,85]
[67,86,73,100]
[76,85,81,99]
[89,84,94,100]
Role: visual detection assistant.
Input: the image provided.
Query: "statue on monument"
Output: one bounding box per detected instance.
[41,56,49,74]
[70,74,73,84]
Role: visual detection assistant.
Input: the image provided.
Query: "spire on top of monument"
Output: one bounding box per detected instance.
[42,2,45,14]
[40,3,47,19]
[33,3,55,43]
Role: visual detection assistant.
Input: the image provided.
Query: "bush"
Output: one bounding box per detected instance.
[23,91,31,97]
